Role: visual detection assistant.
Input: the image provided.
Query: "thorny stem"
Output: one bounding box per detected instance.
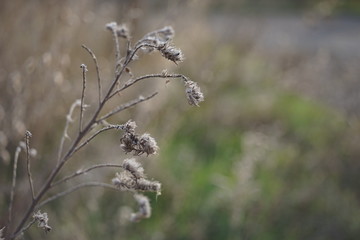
[25,131,35,200]
[82,45,102,106]
[8,146,21,226]
[79,64,87,133]
[38,182,118,209]
[11,36,143,239]
[57,99,81,162]
[51,163,124,187]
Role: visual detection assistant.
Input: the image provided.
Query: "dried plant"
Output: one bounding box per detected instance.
[3,22,204,239]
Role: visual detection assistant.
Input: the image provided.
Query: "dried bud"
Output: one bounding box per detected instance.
[33,210,51,233]
[116,24,130,39]
[130,194,151,222]
[106,21,117,31]
[156,42,184,64]
[122,158,144,178]
[185,80,204,106]
[139,133,159,155]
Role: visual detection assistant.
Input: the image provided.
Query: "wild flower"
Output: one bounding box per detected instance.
[5,21,203,239]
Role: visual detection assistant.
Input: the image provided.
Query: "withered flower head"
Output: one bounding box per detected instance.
[33,210,51,233]
[185,80,204,106]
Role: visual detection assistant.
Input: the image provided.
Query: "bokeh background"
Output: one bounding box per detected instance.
[1,0,360,239]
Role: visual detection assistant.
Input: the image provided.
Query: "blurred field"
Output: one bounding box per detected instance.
[1,0,360,239]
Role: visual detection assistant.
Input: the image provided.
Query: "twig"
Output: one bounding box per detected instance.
[98,92,158,122]
[16,218,36,238]
[52,163,124,187]
[58,99,81,162]
[8,146,21,225]
[108,73,187,100]
[79,64,88,133]
[82,45,102,106]
[110,27,121,72]
[72,125,121,154]
[38,182,118,208]
[25,131,35,200]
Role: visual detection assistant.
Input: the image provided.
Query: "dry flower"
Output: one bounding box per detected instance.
[185,80,204,106]
[119,121,159,156]
[122,158,144,178]
[116,24,130,39]
[33,211,51,233]
[138,133,159,155]
[156,42,184,64]
[130,194,151,222]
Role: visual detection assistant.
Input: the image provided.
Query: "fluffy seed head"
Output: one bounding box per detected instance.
[116,24,130,39]
[33,210,51,233]
[136,178,162,196]
[122,158,144,178]
[139,133,159,155]
[157,42,184,64]
[130,194,151,222]
[112,171,137,190]
[185,80,204,106]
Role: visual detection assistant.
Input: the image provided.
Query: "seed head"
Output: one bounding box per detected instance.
[156,42,184,64]
[185,80,204,106]
[130,194,151,222]
[112,171,136,191]
[122,158,144,178]
[138,133,159,156]
[116,24,130,39]
[33,210,51,233]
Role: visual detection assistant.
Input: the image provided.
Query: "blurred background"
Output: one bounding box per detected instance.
[1,0,360,239]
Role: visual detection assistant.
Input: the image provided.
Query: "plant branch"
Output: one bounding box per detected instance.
[25,131,35,200]
[38,182,118,208]
[82,45,102,106]
[98,92,158,122]
[108,73,187,100]
[8,146,21,226]
[79,64,88,133]
[52,163,124,187]
[72,125,121,154]
[58,99,81,162]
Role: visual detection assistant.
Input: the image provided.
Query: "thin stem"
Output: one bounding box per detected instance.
[98,92,158,122]
[79,64,88,133]
[72,125,121,154]
[110,28,121,72]
[16,218,36,238]
[38,182,118,208]
[82,45,102,106]
[108,73,187,100]
[25,131,35,200]
[58,99,81,162]
[8,146,21,225]
[52,163,124,187]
